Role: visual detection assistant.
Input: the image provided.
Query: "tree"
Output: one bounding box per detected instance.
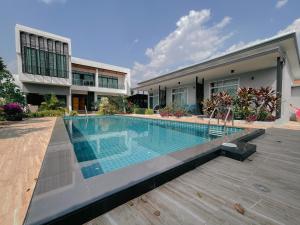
[0,57,25,105]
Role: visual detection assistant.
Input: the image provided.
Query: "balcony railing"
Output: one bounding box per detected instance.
[72,79,126,89]
[72,79,95,87]
[98,83,125,90]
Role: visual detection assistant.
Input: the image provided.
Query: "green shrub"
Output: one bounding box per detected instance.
[27,109,65,118]
[97,97,117,115]
[133,108,146,114]
[69,110,78,116]
[145,108,154,115]
[39,94,61,111]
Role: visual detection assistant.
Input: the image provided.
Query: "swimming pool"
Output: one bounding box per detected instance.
[64,115,242,179]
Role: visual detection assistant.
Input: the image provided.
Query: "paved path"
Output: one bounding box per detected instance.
[86,128,300,225]
[0,117,56,225]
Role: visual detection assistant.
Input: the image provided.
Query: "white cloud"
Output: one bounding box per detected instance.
[133,39,139,44]
[38,0,67,5]
[226,17,300,54]
[131,9,232,85]
[276,0,288,9]
[278,18,300,38]
[132,9,300,86]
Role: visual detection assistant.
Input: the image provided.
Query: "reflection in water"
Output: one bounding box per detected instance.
[64,116,242,179]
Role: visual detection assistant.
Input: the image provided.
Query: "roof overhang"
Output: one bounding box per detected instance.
[71,57,130,74]
[134,47,282,91]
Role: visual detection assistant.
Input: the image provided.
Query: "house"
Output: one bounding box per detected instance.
[15,24,131,112]
[134,32,300,122]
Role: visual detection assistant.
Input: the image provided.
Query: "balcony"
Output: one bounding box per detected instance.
[72,79,95,87]
[98,83,125,90]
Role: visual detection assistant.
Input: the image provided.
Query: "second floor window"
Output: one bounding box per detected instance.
[72,71,95,86]
[99,76,118,89]
[20,32,69,78]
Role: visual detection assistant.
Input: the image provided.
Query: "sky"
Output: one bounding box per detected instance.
[1,0,300,86]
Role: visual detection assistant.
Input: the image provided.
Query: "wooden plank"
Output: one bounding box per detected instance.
[86,128,300,225]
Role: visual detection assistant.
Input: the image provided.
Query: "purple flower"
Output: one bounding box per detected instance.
[3,102,23,115]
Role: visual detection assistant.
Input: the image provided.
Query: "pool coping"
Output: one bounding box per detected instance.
[23,116,265,225]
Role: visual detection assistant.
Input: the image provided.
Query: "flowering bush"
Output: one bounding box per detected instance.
[245,114,257,122]
[203,87,279,122]
[3,102,23,121]
[202,91,233,118]
[173,108,186,117]
[159,105,174,117]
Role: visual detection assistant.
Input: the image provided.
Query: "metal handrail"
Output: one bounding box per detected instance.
[84,105,88,116]
[223,107,234,135]
[208,106,234,136]
[208,107,219,132]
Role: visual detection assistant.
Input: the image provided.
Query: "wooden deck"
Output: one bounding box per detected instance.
[0,118,56,225]
[86,128,300,225]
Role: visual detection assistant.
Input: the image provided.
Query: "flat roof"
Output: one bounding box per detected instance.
[137,32,300,86]
[15,24,71,43]
[71,57,130,74]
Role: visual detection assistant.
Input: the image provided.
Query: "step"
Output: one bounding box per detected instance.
[209,129,224,136]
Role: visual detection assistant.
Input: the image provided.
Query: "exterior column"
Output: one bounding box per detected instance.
[158,85,160,107]
[95,68,99,87]
[67,88,72,112]
[94,92,98,105]
[276,57,283,119]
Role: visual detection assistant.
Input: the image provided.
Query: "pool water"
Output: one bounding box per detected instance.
[64,116,242,179]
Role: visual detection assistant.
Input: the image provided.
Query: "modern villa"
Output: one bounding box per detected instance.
[15,24,131,112]
[134,32,300,122]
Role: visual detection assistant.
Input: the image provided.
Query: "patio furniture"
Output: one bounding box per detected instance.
[153,105,160,114]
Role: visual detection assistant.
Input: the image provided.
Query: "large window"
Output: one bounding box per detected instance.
[210,78,239,97]
[72,71,95,86]
[20,32,69,78]
[149,92,159,109]
[99,75,119,89]
[172,88,187,107]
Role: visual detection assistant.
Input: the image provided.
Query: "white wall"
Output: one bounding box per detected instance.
[164,84,196,106]
[204,67,277,99]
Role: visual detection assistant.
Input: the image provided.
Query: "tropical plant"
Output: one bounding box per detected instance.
[0,57,25,105]
[202,91,232,118]
[159,105,174,117]
[39,94,61,111]
[203,87,279,122]
[97,97,117,115]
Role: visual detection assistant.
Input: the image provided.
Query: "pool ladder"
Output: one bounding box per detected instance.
[208,107,234,137]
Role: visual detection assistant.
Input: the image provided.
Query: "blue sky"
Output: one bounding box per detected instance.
[1,0,300,85]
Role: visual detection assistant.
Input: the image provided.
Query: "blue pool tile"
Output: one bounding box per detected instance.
[64,115,243,179]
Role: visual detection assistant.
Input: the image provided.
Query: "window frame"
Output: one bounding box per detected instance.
[171,87,188,107]
[209,78,239,98]
[98,75,119,89]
